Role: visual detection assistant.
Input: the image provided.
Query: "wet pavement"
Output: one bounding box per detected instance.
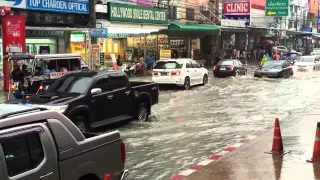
[185,101,320,180]
[115,67,320,180]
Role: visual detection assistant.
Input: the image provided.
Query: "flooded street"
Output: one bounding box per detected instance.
[116,67,320,180]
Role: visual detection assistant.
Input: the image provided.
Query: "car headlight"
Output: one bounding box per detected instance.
[37,105,68,113]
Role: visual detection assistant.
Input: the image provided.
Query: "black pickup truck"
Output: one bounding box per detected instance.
[26,70,159,132]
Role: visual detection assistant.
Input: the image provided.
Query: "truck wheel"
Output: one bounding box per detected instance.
[74,116,89,132]
[137,103,148,121]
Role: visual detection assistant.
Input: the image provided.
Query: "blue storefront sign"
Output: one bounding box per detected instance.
[2,0,89,14]
[223,15,250,25]
[89,28,108,38]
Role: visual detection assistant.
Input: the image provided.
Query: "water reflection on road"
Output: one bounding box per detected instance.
[118,69,320,180]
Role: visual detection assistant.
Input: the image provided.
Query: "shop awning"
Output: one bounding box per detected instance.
[168,24,220,32]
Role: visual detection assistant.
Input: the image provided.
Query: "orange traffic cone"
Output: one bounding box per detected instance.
[104,174,110,180]
[271,118,284,153]
[307,122,320,163]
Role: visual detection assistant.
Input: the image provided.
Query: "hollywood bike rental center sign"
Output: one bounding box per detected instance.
[108,2,168,24]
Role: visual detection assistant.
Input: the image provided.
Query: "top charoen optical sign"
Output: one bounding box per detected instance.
[1,0,89,14]
[223,1,250,15]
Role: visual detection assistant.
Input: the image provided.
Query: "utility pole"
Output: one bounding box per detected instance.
[317,0,319,33]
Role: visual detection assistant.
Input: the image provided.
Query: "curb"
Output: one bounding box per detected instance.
[170,131,265,180]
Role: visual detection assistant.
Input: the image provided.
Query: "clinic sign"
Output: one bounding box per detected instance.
[0,0,89,14]
[108,2,168,24]
[223,1,250,15]
[223,1,250,26]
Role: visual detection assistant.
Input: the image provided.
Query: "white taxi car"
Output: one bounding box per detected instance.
[152,59,208,90]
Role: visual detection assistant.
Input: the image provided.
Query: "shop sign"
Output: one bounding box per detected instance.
[107,33,129,38]
[71,32,85,42]
[100,53,105,66]
[223,2,250,15]
[1,0,89,14]
[160,50,171,59]
[223,15,250,26]
[90,28,108,38]
[221,19,246,28]
[2,15,26,54]
[108,2,168,24]
[50,71,73,79]
[26,30,64,38]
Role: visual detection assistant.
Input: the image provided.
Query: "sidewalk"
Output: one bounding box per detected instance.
[183,102,320,180]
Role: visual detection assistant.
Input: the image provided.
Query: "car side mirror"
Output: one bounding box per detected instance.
[91,88,102,95]
[200,64,205,68]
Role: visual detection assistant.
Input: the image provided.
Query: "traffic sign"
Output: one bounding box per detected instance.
[265,0,289,16]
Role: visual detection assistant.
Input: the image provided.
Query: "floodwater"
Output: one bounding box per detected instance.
[114,67,320,180]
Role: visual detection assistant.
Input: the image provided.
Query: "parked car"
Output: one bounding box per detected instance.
[0,104,127,180]
[213,59,247,77]
[152,59,208,90]
[273,46,289,54]
[295,55,320,71]
[254,60,293,78]
[22,70,159,132]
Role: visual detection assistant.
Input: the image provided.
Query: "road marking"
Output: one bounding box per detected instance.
[216,150,230,156]
[230,143,244,148]
[197,159,214,166]
[179,169,196,176]
[170,131,266,180]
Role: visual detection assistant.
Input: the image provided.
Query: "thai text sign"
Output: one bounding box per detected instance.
[223,2,250,15]
[265,0,289,16]
[108,2,168,24]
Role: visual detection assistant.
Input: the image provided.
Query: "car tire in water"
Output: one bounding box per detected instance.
[137,103,148,121]
[202,74,208,85]
[233,70,238,77]
[183,77,190,90]
[74,116,89,132]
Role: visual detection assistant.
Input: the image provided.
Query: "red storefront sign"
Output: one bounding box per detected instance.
[1,15,26,91]
[223,2,251,15]
[2,15,26,54]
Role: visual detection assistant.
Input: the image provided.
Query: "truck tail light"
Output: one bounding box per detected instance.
[171,71,181,76]
[121,140,126,164]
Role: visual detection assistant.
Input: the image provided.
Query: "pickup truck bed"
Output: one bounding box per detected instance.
[0,106,127,180]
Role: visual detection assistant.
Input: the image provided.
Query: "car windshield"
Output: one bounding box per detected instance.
[298,57,314,62]
[46,76,92,94]
[154,61,183,69]
[262,62,283,69]
[218,61,234,66]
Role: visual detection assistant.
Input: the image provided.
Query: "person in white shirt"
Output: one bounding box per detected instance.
[60,66,68,72]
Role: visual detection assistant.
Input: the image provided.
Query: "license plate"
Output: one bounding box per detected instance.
[160,72,168,76]
[220,67,226,70]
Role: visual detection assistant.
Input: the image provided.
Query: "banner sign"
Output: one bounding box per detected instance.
[223,2,250,15]
[1,0,89,14]
[108,2,168,24]
[2,15,26,54]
